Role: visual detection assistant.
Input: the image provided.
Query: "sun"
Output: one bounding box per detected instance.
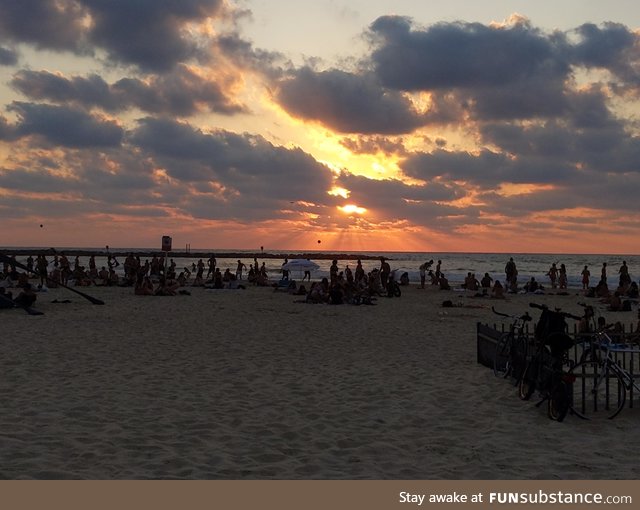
[339,204,367,215]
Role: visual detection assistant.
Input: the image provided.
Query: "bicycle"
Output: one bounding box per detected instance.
[491,307,532,382]
[518,303,581,422]
[569,325,640,420]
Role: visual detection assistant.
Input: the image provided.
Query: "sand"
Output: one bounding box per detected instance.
[1,281,639,479]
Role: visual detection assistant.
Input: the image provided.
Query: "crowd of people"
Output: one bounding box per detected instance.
[1,251,640,308]
[411,257,640,307]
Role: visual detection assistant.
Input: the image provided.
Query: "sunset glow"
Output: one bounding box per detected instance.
[1,1,640,253]
[339,204,367,215]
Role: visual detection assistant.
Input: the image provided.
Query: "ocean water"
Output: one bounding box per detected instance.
[5,248,639,289]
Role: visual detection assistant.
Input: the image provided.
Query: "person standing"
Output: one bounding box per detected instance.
[581,265,590,290]
[303,259,312,282]
[419,260,433,289]
[559,263,568,290]
[236,260,247,280]
[354,259,364,284]
[282,258,290,280]
[547,262,558,289]
[36,254,48,286]
[329,259,339,285]
[206,254,217,279]
[380,257,391,288]
[601,262,607,285]
[505,257,517,291]
[619,261,631,288]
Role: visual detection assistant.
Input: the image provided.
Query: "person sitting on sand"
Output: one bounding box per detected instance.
[466,273,480,291]
[177,271,188,287]
[255,268,269,287]
[247,264,256,284]
[481,273,493,290]
[577,305,595,337]
[524,277,540,293]
[438,274,450,291]
[213,268,224,289]
[94,266,109,286]
[135,276,154,296]
[491,280,505,299]
[595,279,609,298]
[0,287,14,309]
[607,291,623,311]
[191,271,205,287]
[108,267,119,286]
[49,264,61,288]
[329,283,344,305]
[305,282,327,303]
[154,277,179,296]
[13,283,37,308]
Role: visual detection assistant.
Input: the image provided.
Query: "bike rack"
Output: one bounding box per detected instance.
[478,321,640,410]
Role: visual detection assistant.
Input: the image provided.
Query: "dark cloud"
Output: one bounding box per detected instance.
[401,148,579,189]
[369,15,566,91]
[215,32,287,79]
[80,0,224,71]
[0,46,18,66]
[129,117,335,218]
[0,0,232,72]
[11,71,119,111]
[0,0,89,52]
[479,87,640,176]
[11,66,246,116]
[365,16,640,122]
[275,67,426,134]
[8,102,124,148]
[572,23,636,73]
[112,66,246,115]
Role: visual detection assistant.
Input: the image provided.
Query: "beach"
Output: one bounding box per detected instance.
[1,282,640,480]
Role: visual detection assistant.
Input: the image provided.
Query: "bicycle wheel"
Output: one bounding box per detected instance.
[510,334,528,383]
[569,360,626,420]
[493,333,511,378]
[518,358,538,400]
[548,380,570,422]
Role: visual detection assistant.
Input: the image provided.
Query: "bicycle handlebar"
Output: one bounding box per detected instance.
[492,307,532,321]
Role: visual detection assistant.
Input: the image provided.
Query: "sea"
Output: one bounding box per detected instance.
[3,248,639,289]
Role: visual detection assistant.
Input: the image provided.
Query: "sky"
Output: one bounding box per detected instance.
[1,1,640,253]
